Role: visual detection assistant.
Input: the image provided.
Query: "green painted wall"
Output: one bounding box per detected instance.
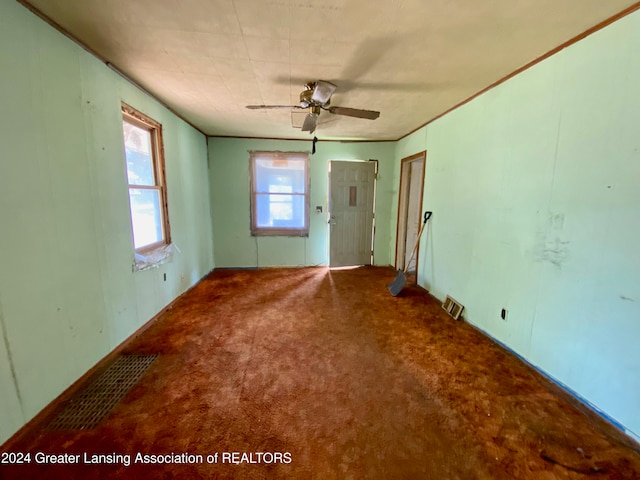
[398,11,640,439]
[2,0,638,449]
[208,138,395,267]
[0,1,214,444]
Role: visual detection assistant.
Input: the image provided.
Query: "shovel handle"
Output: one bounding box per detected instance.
[404,211,433,273]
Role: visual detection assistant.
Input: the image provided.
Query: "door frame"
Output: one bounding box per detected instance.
[394,151,426,277]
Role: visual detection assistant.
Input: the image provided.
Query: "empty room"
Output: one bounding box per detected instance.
[1,0,639,478]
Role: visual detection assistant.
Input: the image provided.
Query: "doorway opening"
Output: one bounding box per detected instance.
[395,151,426,280]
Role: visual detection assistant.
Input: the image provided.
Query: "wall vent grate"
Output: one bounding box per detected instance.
[47,354,157,430]
[442,295,464,320]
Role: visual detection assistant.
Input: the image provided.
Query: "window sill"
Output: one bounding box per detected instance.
[251,230,309,237]
[133,243,175,272]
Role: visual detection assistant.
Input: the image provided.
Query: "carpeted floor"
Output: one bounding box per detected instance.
[2,266,639,479]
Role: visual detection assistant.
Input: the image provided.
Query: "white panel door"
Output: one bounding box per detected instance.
[329,161,376,267]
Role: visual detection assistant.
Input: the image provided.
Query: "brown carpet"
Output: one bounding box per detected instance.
[2,266,639,479]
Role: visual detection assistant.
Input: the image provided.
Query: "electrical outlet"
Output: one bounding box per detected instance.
[501,308,507,321]
[180,274,185,281]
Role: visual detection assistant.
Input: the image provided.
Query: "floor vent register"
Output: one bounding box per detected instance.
[47,354,158,430]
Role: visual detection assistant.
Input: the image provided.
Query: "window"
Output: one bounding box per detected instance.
[122,104,170,252]
[250,151,309,236]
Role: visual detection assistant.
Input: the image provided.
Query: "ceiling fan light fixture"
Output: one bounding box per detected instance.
[299,89,313,108]
[247,80,380,134]
[311,80,337,105]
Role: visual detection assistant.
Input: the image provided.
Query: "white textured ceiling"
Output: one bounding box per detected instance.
[21,0,637,140]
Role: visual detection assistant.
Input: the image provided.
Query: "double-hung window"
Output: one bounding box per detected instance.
[121,104,170,252]
[250,152,309,236]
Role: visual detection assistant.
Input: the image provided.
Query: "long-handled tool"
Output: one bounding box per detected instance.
[388,211,432,296]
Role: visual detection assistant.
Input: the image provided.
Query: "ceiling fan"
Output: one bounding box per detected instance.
[245,80,380,134]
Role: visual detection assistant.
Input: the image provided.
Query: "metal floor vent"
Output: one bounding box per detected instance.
[442,295,464,320]
[48,354,157,430]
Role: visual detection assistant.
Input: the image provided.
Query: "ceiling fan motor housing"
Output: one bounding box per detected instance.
[299,89,312,108]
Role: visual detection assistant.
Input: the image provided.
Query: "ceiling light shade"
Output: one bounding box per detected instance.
[311,80,337,105]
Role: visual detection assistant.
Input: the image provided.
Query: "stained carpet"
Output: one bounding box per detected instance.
[2,267,639,479]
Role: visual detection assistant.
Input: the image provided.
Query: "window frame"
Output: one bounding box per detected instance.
[121,103,171,253]
[249,151,310,237]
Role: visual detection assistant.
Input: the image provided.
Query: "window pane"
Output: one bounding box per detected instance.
[269,184,292,194]
[251,153,308,235]
[256,194,305,229]
[123,121,155,186]
[255,158,305,194]
[129,188,163,249]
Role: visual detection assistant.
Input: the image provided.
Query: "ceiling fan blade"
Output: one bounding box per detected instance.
[311,80,337,105]
[328,106,380,120]
[246,105,302,109]
[301,113,319,133]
